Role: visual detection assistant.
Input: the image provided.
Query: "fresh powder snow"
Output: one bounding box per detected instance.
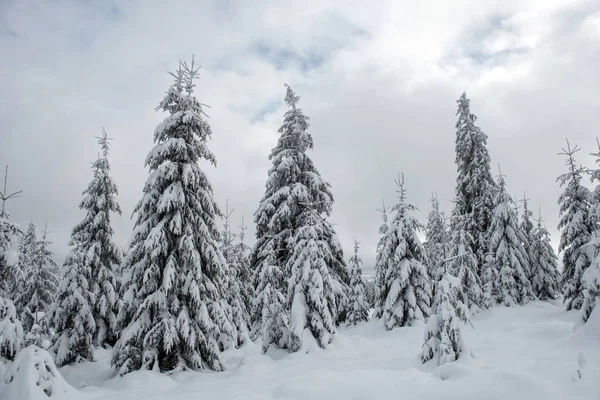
[1,301,598,400]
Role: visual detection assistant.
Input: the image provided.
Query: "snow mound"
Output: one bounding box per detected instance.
[0,345,76,400]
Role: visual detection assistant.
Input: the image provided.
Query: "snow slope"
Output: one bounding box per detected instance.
[3,301,599,400]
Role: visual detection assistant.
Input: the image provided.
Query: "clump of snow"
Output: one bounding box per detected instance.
[0,345,75,400]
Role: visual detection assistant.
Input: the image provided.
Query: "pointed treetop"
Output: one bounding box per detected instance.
[284,83,300,109]
[592,137,600,159]
[181,55,201,96]
[535,207,545,225]
[520,192,529,208]
[95,128,114,159]
[496,164,507,188]
[376,199,390,217]
[353,238,360,255]
[557,138,583,175]
[0,165,23,219]
[456,92,471,114]
[394,173,408,208]
[237,216,247,246]
[222,199,235,247]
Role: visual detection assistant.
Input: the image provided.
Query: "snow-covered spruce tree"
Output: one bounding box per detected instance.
[251,84,348,347]
[14,225,58,333]
[581,258,600,324]
[82,129,122,347]
[13,221,37,306]
[0,297,23,362]
[581,139,600,323]
[530,211,561,301]
[113,59,232,375]
[424,194,449,285]
[286,209,336,351]
[374,174,431,329]
[422,273,470,365]
[0,166,23,362]
[253,240,289,352]
[373,199,390,307]
[483,168,534,306]
[0,166,23,296]
[220,201,250,347]
[448,213,485,312]
[234,217,254,320]
[346,239,369,325]
[451,93,497,275]
[50,239,95,366]
[519,195,536,282]
[557,140,593,310]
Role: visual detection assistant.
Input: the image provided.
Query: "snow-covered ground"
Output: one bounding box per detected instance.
[3,300,599,400]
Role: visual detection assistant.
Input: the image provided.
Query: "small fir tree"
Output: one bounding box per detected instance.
[422,273,470,365]
[557,140,593,310]
[374,174,431,329]
[483,168,534,306]
[530,210,561,301]
[0,166,23,296]
[374,199,390,307]
[346,239,369,325]
[220,201,250,347]
[14,224,58,332]
[50,241,95,366]
[519,194,536,282]
[424,194,449,285]
[234,217,254,319]
[0,166,24,362]
[0,297,23,362]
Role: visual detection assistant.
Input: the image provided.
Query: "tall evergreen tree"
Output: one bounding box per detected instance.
[286,209,337,350]
[448,213,486,312]
[374,174,431,329]
[451,93,497,274]
[251,85,348,348]
[557,140,593,310]
[14,224,58,332]
[113,59,232,375]
[346,239,369,325]
[483,168,534,306]
[50,129,122,366]
[424,194,449,284]
[519,194,536,282]
[581,139,600,323]
[84,129,122,347]
[530,210,561,301]
[220,201,250,347]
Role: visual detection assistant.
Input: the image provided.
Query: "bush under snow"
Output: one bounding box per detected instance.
[0,345,75,400]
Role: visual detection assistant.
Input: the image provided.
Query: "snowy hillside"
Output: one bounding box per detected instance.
[2,301,596,400]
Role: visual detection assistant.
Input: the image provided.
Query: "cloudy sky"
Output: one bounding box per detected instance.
[1,0,599,271]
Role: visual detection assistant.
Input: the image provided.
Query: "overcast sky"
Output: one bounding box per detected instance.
[1,0,599,272]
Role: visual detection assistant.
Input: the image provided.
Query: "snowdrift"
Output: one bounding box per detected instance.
[0,345,75,400]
